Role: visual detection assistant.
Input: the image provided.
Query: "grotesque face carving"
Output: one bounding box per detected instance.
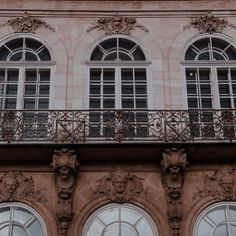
[112,173,128,194]
[4,176,19,194]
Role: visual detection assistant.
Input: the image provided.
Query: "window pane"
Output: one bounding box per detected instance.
[0,46,10,61]
[103,85,115,95]
[6,84,17,95]
[122,85,133,95]
[220,98,232,108]
[25,38,42,51]
[0,70,5,81]
[132,47,146,60]
[135,69,146,81]
[10,52,23,61]
[90,99,100,108]
[231,69,236,80]
[5,98,16,109]
[201,98,212,108]
[136,99,147,108]
[38,99,49,109]
[188,98,198,108]
[103,99,115,108]
[135,85,146,95]
[25,85,36,96]
[219,84,230,94]
[119,52,132,61]
[200,84,211,94]
[28,220,44,236]
[26,70,37,82]
[39,70,50,82]
[24,99,35,109]
[217,69,228,81]
[186,69,197,80]
[122,99,134,108]
[6,38,23,51]
[185,48,197,60]
[90,85,100,95]
[39,85,50,96]
[90,69,101,81]
[198,52,209,60]
[199,70,210,81]
[7,70,19,82]
[12,226,27,236]
[38,47,51,61]
[90,47,104,60]
[103,69,115,82]
[187,84,197,94]
[226,46,236,60]
[26,52,38,61]
[122,69,133,82]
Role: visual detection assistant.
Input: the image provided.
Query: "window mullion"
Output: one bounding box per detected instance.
[17,67,24,110]
[115,67,121,109]
[212,67,221,109]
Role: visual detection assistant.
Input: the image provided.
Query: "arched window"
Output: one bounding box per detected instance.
[184,37,236,110]
[183,37,236,137]
[0,36,53,110]
[194,202,236,236]
[0,202,47,236]
[89,37,148,110]
[83,203,159,236]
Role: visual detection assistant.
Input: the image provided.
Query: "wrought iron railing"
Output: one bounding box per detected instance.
[0,109,235,143]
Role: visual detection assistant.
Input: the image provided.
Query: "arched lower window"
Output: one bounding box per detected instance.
[194,202,236,236]
[0,202,47,236]
[183,37,236,137]
[83,203,159,236]
[0,36,53,110]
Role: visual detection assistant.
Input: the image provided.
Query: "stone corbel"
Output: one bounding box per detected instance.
[51,148,79,236]
[161,148,188,236]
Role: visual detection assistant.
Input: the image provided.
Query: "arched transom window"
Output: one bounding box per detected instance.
[0,202,47,236]
[184,37,236,110]
[89,37,148,110]
[194,202,236,236]
[0,36,53,110]
[83,203,158,236]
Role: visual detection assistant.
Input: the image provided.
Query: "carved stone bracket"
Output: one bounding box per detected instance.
[161,148,188,236]
[183,12,236,34]
[0,12,55,33]
[87,15,149,35]
[193,167,235,202]
[96,169,146,203]
[51,148,79,236]
[0,170,46,203]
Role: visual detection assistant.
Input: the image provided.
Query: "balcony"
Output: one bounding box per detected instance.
[0,109,235,144]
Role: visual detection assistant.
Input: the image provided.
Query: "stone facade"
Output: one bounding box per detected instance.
[0,1,235,236]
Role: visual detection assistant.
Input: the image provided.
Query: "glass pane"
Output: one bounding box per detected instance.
[212,38,229,50]
[121,208,142,224]
[98,208,119,225]
[226,46,236,60]
[100,38,117,51]
[14,208,33,224]
[24,99,35,109]
[119,52,132,61]
[90,99,100,108]
[12,225,27,236]
[121,223,137,236]
[90,69,101,81]
[219,84,230,94]
[188,98,198,108]
[0,46,10,61]
[199,70,210,81]
[186,69,197,80]
[7,70,19,82]
[220,98,232,108]
[26,52,38,61]
[90,85,100,95]
[198,52,209,60]
[6,38,23,51]
[103,85,115,95]
[133,47,146,60]
[201,98,212,108]
[103,69,115,81]
[38,47,51,61]
[6,84,17,95]
[104,52,117,61]
[213,52,225,60]
[38,99,49,109]
[90,47,104,61]
[122,85,133,95]
[119,38,135,51]
[0,85,4,96]
[193,38,209,51]
[136,99,147,108]
[122,69,133,82]
[208,208,226,224]
[200,85,211,94]
[135,69,146,81]
[10,52,23,61]
[185,47,197,60]
[87,220,104,236]
[25,38,42,51]
[122,99,134,108]
[214,224,228,236]
[0,70,5,81]
[217,69,228,81]
[136,217,153,236]
[197,220,213,236]
[229,206,236,220]
[0,207,10,221]
[231,69,236,80]
[5,98,16,109]
[103,99,115,108]
[136,85,146,95]
[39,70,50,82]
[25,85,36,96]
[187,84,197,94]
[103,223,119,236]
[28,220,44,236]
[39,85,50,96]
[0,225,9,236]
[26,70,37,82]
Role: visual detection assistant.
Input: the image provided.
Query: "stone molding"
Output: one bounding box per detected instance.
[193,167,235,202]
[96,169,145,203]
[161,148,188,236]
[87,15,149,35]
[51,148,79,236]
[0,12,55,33]
[184,12,236,34]
[0,170,46,203]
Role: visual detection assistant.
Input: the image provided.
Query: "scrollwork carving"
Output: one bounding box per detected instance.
[161,148,188,236]
[0,170,46,203]
[183,12,236,34]
[87,15,149,35]
[0,12,55,33]
[96,169,145,203]
[193,167,235,201]
[52,148,79,236]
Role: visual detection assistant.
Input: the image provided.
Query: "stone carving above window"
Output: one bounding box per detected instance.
[0,170,46,203]
[96,169,145,203]
[161,148,188,236]
[193,167,235,201]
[184,12,236,33]
[0,12,55,33]
[87,15,149,35]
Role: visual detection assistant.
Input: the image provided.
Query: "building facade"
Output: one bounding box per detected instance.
[0,1,236,236]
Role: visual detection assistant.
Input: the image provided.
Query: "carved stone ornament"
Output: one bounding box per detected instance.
[96,169,145,203]
[51,148,79,236]
[183,12,236,34]
[161,148,188,236]
[0,12,55,33]
[193,167,235,201]
[0,170,46,203]
[87,15,149,35]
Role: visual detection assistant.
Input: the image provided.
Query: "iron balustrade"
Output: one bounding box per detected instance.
[0,109,235,143]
